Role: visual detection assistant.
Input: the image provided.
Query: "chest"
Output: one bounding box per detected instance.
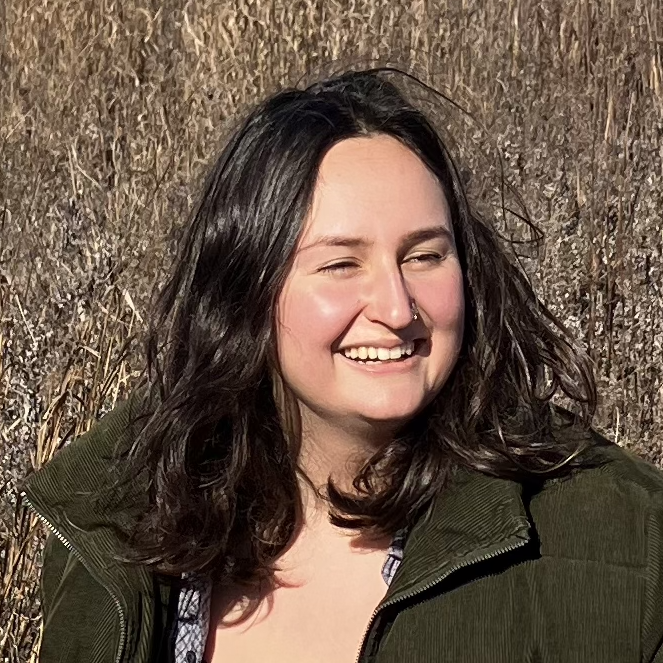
[203,548,390,663]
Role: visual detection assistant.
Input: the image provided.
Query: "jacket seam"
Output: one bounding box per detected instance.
[538,551,647,571]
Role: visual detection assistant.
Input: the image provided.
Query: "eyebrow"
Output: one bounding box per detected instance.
[299,225,454,253]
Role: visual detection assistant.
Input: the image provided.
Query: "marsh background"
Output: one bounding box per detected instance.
[1,0,662,659]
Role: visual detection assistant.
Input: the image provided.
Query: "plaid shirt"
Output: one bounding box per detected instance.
[174,528,408,663]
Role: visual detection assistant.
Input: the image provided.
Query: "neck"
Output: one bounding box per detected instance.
[295,406,398,513]
[282,406,402,555]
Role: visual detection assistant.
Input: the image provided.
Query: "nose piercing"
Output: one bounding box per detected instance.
[410,300,419,322]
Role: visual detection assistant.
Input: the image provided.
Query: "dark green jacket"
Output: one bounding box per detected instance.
[19,392,663,662]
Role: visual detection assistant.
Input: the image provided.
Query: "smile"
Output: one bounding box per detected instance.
[342,341,415,362]
[337,340,425,372]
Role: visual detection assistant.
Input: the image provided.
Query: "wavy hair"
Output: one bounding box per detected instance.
[123,68,598,592]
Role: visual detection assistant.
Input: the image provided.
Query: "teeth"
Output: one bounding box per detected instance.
[342,341,416,362]
[389,347,402,360]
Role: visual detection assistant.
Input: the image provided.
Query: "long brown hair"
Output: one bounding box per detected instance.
[122,68,597,595]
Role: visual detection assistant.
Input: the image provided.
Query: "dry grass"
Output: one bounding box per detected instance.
[1,0,662,660]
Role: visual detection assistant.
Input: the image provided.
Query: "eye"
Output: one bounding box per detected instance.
[319,261,358,274]
[406,252,444,265]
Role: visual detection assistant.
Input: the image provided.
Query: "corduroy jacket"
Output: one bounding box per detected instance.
[19,391,663,663]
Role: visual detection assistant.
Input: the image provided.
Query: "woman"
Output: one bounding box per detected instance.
[21,68,663,663]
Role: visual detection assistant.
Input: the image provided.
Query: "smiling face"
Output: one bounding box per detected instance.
[275,134,465,433]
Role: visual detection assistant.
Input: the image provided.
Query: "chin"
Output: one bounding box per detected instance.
[353,400,425,426]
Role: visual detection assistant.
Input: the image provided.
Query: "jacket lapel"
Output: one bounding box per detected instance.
[384,468,532,604]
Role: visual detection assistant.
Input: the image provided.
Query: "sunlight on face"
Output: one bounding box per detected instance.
[276,134,465,430]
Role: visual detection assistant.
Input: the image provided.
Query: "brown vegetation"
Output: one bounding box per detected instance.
[1,0,662,660]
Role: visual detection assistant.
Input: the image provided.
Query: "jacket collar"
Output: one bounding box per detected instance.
[385,467,531,603]
[21,390,532,631]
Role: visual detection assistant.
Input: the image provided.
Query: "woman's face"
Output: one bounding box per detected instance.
[276,134,465,430]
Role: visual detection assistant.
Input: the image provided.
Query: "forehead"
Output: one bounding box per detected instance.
[301,134,452,243]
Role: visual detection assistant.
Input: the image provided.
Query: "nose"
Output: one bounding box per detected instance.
[363,262,414,330]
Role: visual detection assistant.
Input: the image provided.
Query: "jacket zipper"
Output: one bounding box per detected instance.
[20,492,127,663]
[354,534,529,663]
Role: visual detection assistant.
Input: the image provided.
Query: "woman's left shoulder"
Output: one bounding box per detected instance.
[529,437,663,567]
[541,437,663,509]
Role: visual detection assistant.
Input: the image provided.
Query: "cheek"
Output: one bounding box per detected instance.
[418,270,465,331]
[277,281,359,353]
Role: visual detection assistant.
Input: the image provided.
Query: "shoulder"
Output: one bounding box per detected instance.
[20,386,150,533]
[24,388,146,485]
[526,432,663,660]
[530,436,663,569]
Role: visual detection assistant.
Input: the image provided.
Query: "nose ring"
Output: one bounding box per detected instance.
[410,300,419,322]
